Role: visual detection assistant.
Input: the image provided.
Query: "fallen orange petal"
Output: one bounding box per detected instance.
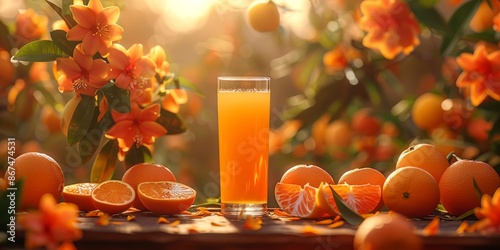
[313,219,333,225]
[301,224,320,235]
[157,217,170,224]
[242,216,262,230]
[422,216,440,236]
[327,221,345,229]
[168,220,181,227]
[96,214,110,226]
[85,210,102,217]
[333,215,342,223]
[456,221,469,234]
[127,215,135,221]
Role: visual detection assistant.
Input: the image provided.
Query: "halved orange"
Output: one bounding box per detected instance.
[274,182,329,219]
[137,181,196,215]
[317,183,381,216]
[91,180,135,214]
[62,183,98,211]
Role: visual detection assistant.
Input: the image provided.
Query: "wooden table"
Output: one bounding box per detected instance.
[5,209,500,250]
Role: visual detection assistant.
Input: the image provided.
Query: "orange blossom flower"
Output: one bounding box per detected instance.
[148,45,171,78]
[66,0,123,56]
[456,44,500,106]
[107,43,157,105]
[18,193,82,250]
[474,187,500,232]
[358,0,421,60]
[15,8,49,46]
[105,103,167,152]
[56,44,110,96]
[162,89,188,113]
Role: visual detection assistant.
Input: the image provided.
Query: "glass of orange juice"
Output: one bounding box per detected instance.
[217,76,270,216]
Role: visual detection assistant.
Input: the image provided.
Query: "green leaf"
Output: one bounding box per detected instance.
[408,1,448,33]
[45,0,77,29]
[464,29,500,44]
[67,95,96,146]
[157,109,187,135]
[100,84,130,114]
[452,209,475,220]
[90,139,119,183]
[164,76,204,97]
[50,30,80,56]
[124,144,153,168]
[13,40,68,62]
[327,185,365,225]
[440,0,482,55]
[79,107,103,164]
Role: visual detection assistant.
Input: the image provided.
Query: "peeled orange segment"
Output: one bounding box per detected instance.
[317,183,381,216]
[91,180,135,215]
[137,181,196,215]
[274,182,329,219]
[62,183,98,211]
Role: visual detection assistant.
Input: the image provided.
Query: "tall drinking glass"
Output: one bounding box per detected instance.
[217,76,270,216]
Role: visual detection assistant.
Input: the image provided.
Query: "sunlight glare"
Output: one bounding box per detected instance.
[161,0,215,33]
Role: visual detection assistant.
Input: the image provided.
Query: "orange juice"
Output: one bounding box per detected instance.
[218,90,270,204]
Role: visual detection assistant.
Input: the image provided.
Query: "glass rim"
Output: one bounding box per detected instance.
[218,76,270,81]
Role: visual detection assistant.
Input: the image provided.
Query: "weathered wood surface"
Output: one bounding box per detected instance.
[5,210,500,250]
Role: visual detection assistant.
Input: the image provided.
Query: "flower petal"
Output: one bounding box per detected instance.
[106,120,135,139]
[138,103,161,121]
[66,25,89,41]
[97,6,120,25]
[70,5,95,29]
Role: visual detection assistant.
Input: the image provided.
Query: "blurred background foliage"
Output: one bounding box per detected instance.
[1,0,500,207]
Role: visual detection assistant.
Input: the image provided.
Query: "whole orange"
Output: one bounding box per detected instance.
[466,117,492,142]
[354,212,423,250]
[324,119,351,160]
[121,163,177,210]
[6,152,64,210]
[411,93,445,131]
[383,166,440,218]
[439,159,500,216]
[338,168,386,212]
[246,0,280,32]
[351,108,381,136]
[396,143,449,183]
[279,164,334,188]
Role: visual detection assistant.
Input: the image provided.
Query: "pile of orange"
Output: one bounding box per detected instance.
[385,143,500,218]
[10,151,197,216]
[275,143,500,220]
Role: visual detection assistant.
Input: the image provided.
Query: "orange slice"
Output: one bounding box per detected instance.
[274,182,329,219]
[137,181,196,215]
[62,182,98,211]
[91,180,135,214]
[317,183,381,216]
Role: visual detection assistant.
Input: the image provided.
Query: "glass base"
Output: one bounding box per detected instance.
[221,203,267,217]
